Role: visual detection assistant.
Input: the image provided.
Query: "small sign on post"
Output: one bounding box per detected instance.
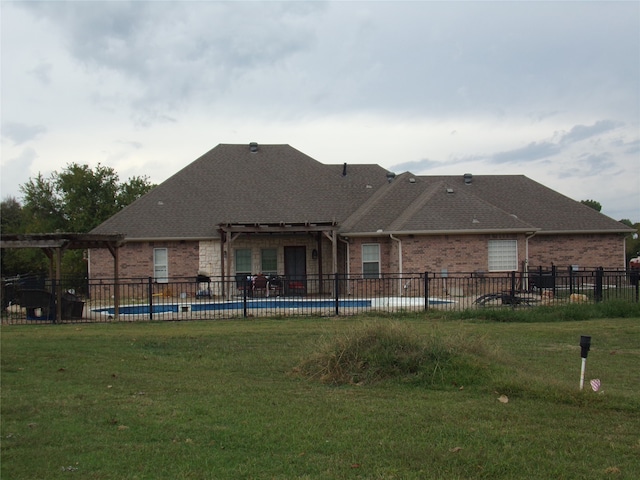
[579,335,591,390]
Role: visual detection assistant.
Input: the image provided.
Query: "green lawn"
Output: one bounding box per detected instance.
[2,314,639,479]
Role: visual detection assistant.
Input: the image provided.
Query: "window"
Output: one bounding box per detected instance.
[362,244,380,278]
[235,248,252,274]
[154,248,168,283]
[261,248,277,276]
[488,240,517,271]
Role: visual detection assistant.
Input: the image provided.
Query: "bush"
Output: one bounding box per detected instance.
[294,321,495,388]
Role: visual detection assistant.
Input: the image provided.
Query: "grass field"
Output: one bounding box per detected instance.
[2,309,639,479]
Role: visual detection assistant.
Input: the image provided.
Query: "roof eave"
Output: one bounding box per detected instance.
[341,228,540,237]
[535,229,633,235]
[119,236,220,243]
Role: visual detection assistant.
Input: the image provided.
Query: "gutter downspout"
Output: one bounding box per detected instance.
[390,234,403,296]
[525,231,537,290]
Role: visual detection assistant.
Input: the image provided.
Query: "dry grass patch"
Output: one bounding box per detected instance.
[294,320,496,387]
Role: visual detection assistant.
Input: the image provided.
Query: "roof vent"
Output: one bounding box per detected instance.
[446,188,454,194]
[464,173,473,185]
[409,177,416,183]
[386,171,396,183]
[342,163,347,176]
[249,142,258,153]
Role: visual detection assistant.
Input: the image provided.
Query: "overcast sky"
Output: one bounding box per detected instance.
[2,1,639,221]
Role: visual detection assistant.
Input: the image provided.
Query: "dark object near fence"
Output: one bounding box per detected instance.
[196,274,211,298]
[630,257,640,287]
[474,292,536,307]
[17,289,84,321]
[19,289,56,321]
[530,265,557,290]
[62,292,84,319]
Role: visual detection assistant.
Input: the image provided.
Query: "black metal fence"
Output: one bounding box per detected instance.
[2,267,639,324]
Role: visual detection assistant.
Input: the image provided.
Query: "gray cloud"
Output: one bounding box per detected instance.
[558,153,617,179]
[29,61,53,85]
[0,147,37,200]
[389,158,443,174]
[15,1,639,124]
[490,120,626,165]
[492,141,560,165]
[2,1,637,220]
[560,120,622,145]
[1,122,47,145]
[18,1,323,119]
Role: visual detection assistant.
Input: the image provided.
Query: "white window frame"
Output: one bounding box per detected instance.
[362,243,381,278]
[153,248,169,283]
[488,240,518,272]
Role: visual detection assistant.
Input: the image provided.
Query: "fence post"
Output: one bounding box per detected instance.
[594,267,603,302]
[334,273,340,316]
[148,277,153,321]
[424,272,429,311]
[243,276,248,318]
[569,265,574,295]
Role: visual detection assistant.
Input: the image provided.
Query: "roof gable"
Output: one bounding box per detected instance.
[91,144,389,239]
[341,174,535,234]
[426,175,630,233]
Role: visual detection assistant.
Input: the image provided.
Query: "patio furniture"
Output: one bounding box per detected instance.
[235,274,252,296]
[267,276,283,297]
[252,274,268,297]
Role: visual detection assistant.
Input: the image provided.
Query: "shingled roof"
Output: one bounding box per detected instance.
[342,173,630,235]
[91,143,389,239]
[91,144,631,240]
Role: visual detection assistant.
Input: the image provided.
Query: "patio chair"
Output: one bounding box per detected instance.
[252,274,268,297]
[235,274,252,296]
[267,276,283,297]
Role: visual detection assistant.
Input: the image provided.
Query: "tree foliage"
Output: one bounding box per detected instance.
[622,220,640,263]
[580,199,602,212]
[1,163,154,277]
[19,163,153,233]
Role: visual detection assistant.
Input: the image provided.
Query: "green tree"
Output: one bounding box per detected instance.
[620,219,640,264]
[20,173,66,233]
[581,199,602,212]
[7,163,155,278]
[1,197,49,276]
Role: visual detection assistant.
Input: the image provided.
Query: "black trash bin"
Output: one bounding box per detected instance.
[62,292,84,319]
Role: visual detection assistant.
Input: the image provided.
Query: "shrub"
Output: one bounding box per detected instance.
[294,321,495,388]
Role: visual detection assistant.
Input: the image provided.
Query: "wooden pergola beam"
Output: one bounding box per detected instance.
[1,233,125,322]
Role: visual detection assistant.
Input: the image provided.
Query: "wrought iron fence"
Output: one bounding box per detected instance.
[2,268,638,324]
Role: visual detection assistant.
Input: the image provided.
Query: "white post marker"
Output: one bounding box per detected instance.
[579,335,591,390]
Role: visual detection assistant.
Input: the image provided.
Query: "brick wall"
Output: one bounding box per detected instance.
[348,234,526,275]
[528,233,626,269]
[89,241,199,280]
[89,232,627,283]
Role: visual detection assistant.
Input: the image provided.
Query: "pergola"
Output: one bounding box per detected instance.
[218,221,339,298]
[0,233,125,322]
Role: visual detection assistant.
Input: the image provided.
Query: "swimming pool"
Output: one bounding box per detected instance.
[92,296,455,316]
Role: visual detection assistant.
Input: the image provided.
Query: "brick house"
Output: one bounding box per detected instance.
[89,143,632,293]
